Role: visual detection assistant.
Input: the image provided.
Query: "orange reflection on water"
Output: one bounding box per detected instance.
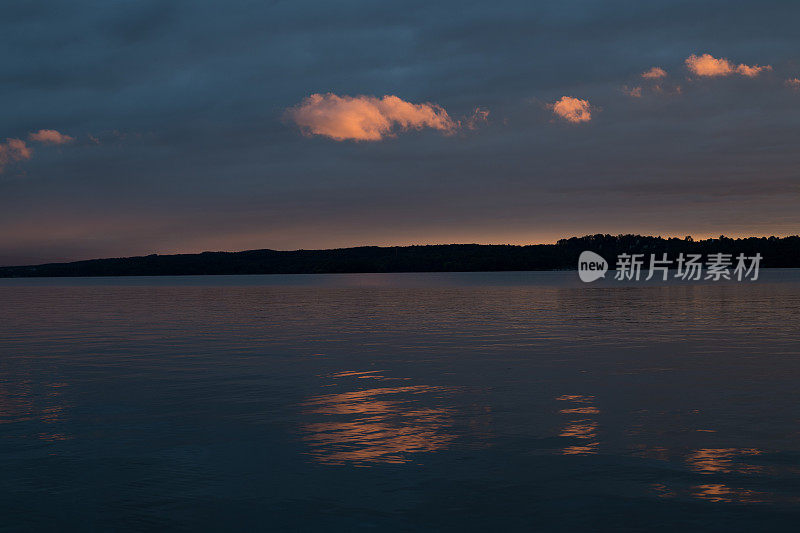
[327,370,385,379]
[300,383,458,466]
[562,442,600,455]
[555,394,595,403]
[37,432,72,442]
[653,481,789,505]
[692,483,767,504]
[686,448,763,475]
[557,394,599,455]
[559,406,600,415]
[650,483,677,499]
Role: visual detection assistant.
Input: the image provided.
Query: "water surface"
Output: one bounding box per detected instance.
[1,271,799,531]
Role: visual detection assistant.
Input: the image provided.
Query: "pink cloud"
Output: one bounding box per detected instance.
[286,93,458,141]
[685,53,771,78]
[786,78,800,90]
[642,67,667,79]
[0,138,32,174]
[28,129,74,145]
[549,96,592,123]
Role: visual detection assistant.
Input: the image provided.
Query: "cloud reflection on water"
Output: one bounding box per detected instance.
[686,448,764,475]
[557,394,600,455]
[299,373,490,466]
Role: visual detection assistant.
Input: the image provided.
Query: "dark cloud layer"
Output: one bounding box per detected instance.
[1,0,799,264]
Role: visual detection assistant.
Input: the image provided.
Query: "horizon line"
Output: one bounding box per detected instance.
[3,232,799,269]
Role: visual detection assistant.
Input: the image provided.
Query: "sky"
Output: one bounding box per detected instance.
[1,0,799,265]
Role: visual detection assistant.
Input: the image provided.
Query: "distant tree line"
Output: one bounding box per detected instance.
[0,234,798,277]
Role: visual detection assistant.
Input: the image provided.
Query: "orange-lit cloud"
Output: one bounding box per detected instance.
[622,85,643,98]
[650,82,683,96]
[28,129,74,145]
[686,54,735,76]
[685,53,771,78]
[1,129,78,173]
[465,107,490,129]
[286,93,458,141]
[735,63,771,77]
[786,78,800,90]
[29,129,74,145]
[0,138,32,173]
[642,67,667,79]
[549,96,592,123]
[687,54,736,76]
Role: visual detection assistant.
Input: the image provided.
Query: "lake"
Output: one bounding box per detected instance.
[1,271,799,531]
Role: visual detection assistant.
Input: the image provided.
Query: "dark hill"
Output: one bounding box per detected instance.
[1,234,798,277]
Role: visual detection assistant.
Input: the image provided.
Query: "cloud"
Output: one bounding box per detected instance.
[642,67,667,79]
[465,107,490,129]
[548,96,592,123]
[786,78,800,90]
[0,128,74,174]
[685,54,735,76]
[0,138,32,173]
[28,129,74,145]
[735,63,771,77]
[622,85,643,98]
[685,53,771,77]
[656,83,683,95]
[286,93,458,141]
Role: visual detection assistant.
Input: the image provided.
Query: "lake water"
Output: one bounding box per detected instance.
[2,271,800,531]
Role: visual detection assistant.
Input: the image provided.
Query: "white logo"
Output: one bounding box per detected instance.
[578,251,608,282]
